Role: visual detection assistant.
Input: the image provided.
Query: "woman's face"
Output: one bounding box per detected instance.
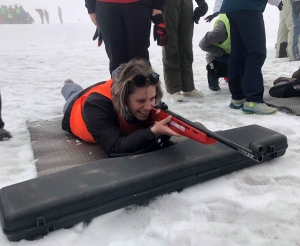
[127,85,156,121]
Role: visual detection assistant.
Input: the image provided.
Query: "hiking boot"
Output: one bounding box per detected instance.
[242,102,278,115]
[0,128,12,141]
[182,89,204,98]
[169,92,185,102]
[229,98,245,109]
[64,79,74,84]
[208,74,220,91]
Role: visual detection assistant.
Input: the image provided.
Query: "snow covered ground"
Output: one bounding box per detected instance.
[0,1,300,245]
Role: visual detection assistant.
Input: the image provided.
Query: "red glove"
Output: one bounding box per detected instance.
[152,14,168,46]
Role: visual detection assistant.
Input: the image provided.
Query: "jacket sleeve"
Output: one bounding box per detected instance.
[213,0,224,13]
[268,0,281,7]
[82,94,158,157]
[152,0,166,10]
[85,0,96,14]
[199,21,228,58]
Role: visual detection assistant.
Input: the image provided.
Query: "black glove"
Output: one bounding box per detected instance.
[294,1,300,14]
[278,1,283,11]
[92,28,103,47]
[193,0,208,24]
[204,12,219,23]
[152,14,168,46]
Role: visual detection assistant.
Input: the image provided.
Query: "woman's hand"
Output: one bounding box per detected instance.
[89,13,98,27]
[151,115,181,137]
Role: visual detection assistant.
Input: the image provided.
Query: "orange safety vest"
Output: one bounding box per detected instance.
[70,79,152,143]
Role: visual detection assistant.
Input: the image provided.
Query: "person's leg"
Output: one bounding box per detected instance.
[286,0,300,61]
[231,11,266,103]
[178,0,195,92]
[124,2,151,62]
[276,10,288,58]
[61,82,83,114]
[97,2,128,74]
[162,0,182,94]
[226,13,245,101]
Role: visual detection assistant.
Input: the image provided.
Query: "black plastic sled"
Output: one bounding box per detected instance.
[0,124,288,242]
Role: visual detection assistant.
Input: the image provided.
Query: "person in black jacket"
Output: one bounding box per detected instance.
[85,0,167,74]
[61,59,180,157]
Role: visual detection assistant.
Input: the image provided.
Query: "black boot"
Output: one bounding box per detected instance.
[207,74,221,91]
[0,128,12,141]
[278,42,288,58]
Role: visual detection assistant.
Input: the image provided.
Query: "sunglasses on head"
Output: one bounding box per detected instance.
[130,72,160,87]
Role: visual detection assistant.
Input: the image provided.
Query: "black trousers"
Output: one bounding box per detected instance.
[227,10,266,103]
[96,2,152,74]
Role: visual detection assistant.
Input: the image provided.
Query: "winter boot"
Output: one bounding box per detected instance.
[278,42,288,58]
[0,128,12,141]
[207,74,220,91]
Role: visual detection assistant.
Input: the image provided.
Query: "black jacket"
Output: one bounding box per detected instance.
[62,82,161,157]
[85,0,166,14]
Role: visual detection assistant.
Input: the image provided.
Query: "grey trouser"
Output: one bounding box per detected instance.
[162,0,195,94]
[61,83,83,114]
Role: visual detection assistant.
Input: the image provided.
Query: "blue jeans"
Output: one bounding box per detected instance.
[61,83,83,114]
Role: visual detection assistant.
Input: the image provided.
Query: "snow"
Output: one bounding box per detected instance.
[0,1,300,245]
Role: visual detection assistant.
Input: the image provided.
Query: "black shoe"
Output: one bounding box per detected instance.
[0,128,12,141]
[208,74,220,91]
[209,85,221,91]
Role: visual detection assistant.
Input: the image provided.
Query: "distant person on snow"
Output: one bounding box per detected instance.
[61,59,179,157]
[44,9,49,24]
[35,8,44,24]
[58,6,63,23]
[0,92,12,141]
[85,0,167,75]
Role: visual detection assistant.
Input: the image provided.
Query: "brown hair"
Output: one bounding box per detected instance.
[111,59,163,120]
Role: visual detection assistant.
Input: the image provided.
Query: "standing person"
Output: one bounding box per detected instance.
[44,9,49,24]
[276,0,300,61]
[7,5,13,24]
[162,0,208,102]
[35,8,44,24]
[219,0,282,115]
[61,59,180,157]
[0,93,12,141]
[58,6,63,23]
[0,5,7,24]
[15,4,21,24]
[85,0,168,75]
[199,14,230,91]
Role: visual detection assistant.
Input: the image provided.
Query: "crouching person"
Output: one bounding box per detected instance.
[199,13,230,91]
[61,59,180,157]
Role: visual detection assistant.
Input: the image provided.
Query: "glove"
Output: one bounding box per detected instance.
[204,12,219,23]
[193,0,208,24]
[92,28,103,47]
[278,1,283,11]
[152,14,168,46]
[294,1,300,14]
